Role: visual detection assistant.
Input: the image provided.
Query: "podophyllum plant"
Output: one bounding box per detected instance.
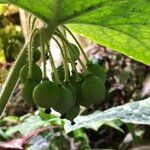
[0,0,149,127]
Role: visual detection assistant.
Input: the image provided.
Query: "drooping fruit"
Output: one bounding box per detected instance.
[51,65,70,82]
[81,76,105,105]
[65,104,80,124]
[21,79,37,106]
[67,43,80,63]
[77,94,90,108]
[70,73,84,102]
[53,86,75,114]
[63,82,76,101]
[33,49,41,62]
[87,63,106,82]
[70,73,84,90]
[33,80,61,108]
[19,63,42,84]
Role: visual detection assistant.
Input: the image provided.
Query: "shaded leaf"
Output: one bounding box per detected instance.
[0,0,149,64]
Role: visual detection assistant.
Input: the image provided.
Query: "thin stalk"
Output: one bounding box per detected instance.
[28,15,36,32]
[78,57,91,76]
[62,25,90,63]
[31,18,37,30]
[43,31,61,85]
[40,30,47,79]
[78,58,87,72]
[57,28,90,75]
[28,29,38,79]
[127,123,138,145]
[28,39,33,78]
[55,32,81,81]
[28,14,32,33]
[52,37,69,82]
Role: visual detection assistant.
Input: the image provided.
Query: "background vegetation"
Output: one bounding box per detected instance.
[0,3,150,150]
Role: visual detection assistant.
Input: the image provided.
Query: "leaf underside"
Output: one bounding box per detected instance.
[64,97,150,133]
[0,0,150,65]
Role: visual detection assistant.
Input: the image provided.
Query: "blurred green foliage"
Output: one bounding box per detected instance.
[0,4,24,63]
[0,110,90,150]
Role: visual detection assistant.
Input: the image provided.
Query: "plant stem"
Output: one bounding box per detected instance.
[31,18,37,30]
[28,15,36,32]
[52,37,69,82]
[28,14,32,33]
[55,32,80,81]
[127,123,138,145]
[43,32,61,85]
[56,28,90,76]
[78,58,87,73]
[0,41,28,116]
[40,30,47,79]
[62,25,90,63]
[28,39,33,78]
[28,29,38,78]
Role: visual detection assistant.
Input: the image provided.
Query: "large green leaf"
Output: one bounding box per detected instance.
[64,97,150,133]
[0,0,149,64]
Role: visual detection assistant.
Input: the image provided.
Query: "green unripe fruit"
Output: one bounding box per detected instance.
[21,79,37,106]
[33,80,61,108]
[78,94,92,108]
[63,83,76,101]
[51,65,70,82]
[67,43,80,63]
[70,73,84,88]
[65,104,80,122]
[87,64,106,82]
[70,73,93,108]
[81,76,105,104]
[53,86,75,114]
[33,50,41,62]
[70,73,84,99]
[19,63,42,84]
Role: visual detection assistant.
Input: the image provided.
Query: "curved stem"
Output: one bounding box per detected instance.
[28,39,33,78]
[52,37,69,82]
[62,25,90,63]
[0,41,28,116]
[55,32,80,81]
[78,58,86,72]
[28,15,37,32]
[28,29,38,78]
[127,124,138,145]
[40,30,47,79]
[31,18,37,30]
[28,14,32,33]
[43,32,61,85]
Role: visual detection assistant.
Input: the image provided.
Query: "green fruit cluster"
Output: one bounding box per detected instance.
[51,65,70,82]
[19,63,42,106]
[19,35,106,125]
[69,63,106,108]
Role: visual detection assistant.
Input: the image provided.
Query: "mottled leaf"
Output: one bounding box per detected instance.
[64,97,150,133]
